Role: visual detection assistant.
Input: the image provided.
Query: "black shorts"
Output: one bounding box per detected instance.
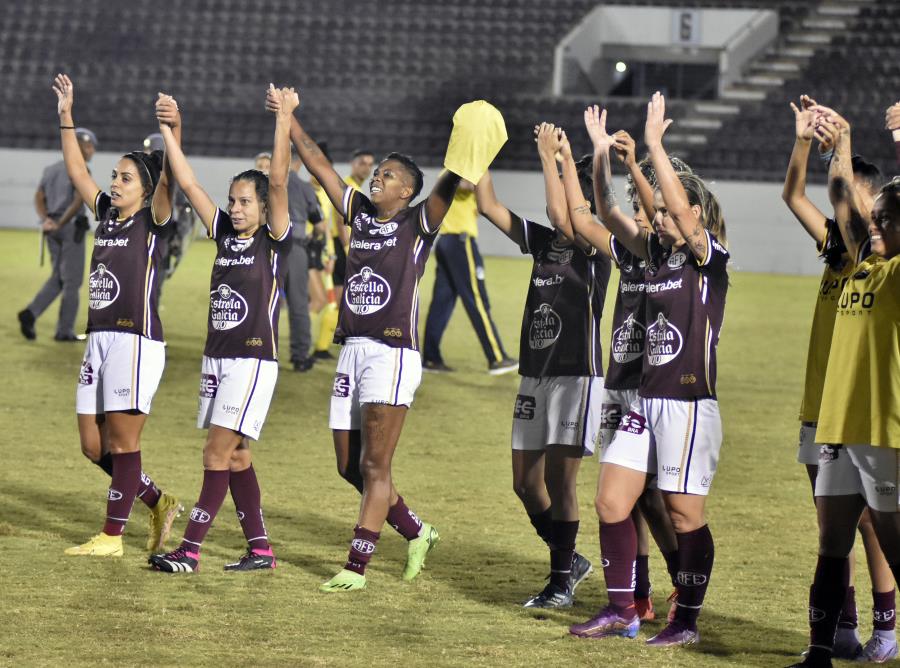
[306,237,325,271]
[333,238,346,286]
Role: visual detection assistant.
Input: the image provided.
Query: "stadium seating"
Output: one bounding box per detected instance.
[1,0,897,181]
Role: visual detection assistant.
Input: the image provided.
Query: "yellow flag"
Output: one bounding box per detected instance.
[444,101,507,184]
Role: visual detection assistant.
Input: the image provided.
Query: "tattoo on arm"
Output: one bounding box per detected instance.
[599,152,617,212]
[300,136,321,157]
[574,204,591,215]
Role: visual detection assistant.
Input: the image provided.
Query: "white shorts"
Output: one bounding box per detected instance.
[511,376,604,456]
[815,444,900,512]
[328,338,423,431]
[197,356,279,441]
[641,397,722,496]
[75,331,166,415]
[797,422,820,465]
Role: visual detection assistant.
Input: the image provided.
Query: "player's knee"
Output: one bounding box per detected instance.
[666,508,703,534]
[359,455,389,483]
[79,438,102,462]
[336,460,364,490]
[595,493,629,524]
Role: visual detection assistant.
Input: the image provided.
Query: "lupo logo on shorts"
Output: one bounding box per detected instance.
[514,395,536,420]
[333,373,351,398]
[89,263,120,310]
[617,411,647,435]
[345,266,392,315]
[200,373,219,399]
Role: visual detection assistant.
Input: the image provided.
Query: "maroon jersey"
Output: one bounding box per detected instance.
[87,191,170,341]
[606,238,648,391]
[517,216,611,378]
[334,186,436,350]
[204,209,291,360]
[640,231,729,400]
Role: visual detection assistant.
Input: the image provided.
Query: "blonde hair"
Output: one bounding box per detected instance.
[678,172,726,247]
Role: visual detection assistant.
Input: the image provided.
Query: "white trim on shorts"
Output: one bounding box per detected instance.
[797,422,820,466]
[197,356,279,441]
[511,375,604,456]
[815,444,900,512]
[75,331,166,415]
[329,337,423,431]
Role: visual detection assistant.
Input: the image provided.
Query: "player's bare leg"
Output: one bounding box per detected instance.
[512,450,553,546]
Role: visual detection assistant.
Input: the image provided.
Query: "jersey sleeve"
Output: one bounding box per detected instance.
[341,185,367,224]
[209,208,235,240]
[609,236,633,268]
[267,218,292,243]
[416,202,437,239]
[515,215,553,258]
[698,231,730,275]
[91,191,111,221]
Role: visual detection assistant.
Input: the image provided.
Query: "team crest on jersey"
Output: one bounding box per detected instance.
[345,266,392,315]
[225,235,254,253]
[528,303,562,350]
[88,263,120,309]
[612,313,646,363]
[667,251,687,269]
[546,239,574,265]
[210,284,249,330]
[646,313,683,366]
[368,220,398,237]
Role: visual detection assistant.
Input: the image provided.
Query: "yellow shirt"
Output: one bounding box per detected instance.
[816,254,900,448]
[439,189,478,237]
[312,184,337,255]
[799,259,855,422]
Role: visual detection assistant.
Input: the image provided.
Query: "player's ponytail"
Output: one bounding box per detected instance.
[574,154,596,214]
[679,172,726,248]
[124,149,163,202]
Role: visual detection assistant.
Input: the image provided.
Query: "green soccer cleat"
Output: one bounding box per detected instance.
[402,522,439,581]
[147,492,183,552]
[320,568,367,593]
[64,532,123,557]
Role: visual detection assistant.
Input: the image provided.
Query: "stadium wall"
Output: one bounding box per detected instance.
[0,148,830,275]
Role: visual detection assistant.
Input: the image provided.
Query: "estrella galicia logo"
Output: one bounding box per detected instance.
[646,313,683,366]
[190,507,211,523]
[333,373,350,398]
[528,303,562,350]
[351,538,376,554]
[89,263,120,309]
[513,395,536,420]
[200,373,219,399]
[210,284,248,331]
[612,313,646,363]
[107,488,123,501]
[345,266,392,315]
[600,403,623,430]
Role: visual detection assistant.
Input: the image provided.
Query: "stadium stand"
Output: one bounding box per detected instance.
[0,0,896,180]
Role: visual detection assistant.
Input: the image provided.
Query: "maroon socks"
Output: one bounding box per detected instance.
[94,452,161,508]
[874,589,897,631]
[230,466,270,551]
[345,526,380,575]
[549,520,579,589]
[662,548,680,587]
[600,517,638,613]
[102,451,143,536]
[180,469,230,554]
[673,525,715,629]
[806,555,850,663]
[635,554,651,599]
[839,585,858,630]
[528,508,554,546]
[386,495,423,540]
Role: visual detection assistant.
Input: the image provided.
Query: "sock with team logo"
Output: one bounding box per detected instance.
[345,525,380,575]
[838,585,858,629]
[600,517,637,613]
[549,520,579,589]
[180,469,230,554]
[874,589,897,631]
[102,451,142,536]
[229,466,270,551]
[673,524,715,629]
[635,554,652,599]
[806,555,849,661]
[386,495,423,540]
[662,549,680,587]
[93,453,161,508]
[527,507,553,546]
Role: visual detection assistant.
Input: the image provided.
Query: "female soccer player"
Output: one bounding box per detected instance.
[270,88,468,592]
[148,86,296,573]
[790,108,900,668]
[782,95,896,662]
[55,74,182,558]
[568,95,728,647]
[472,124,610,608]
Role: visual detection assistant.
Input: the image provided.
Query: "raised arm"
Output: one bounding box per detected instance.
[155,97,218,232]
[265,85,299,240]
[645,92,707,261]
[886,102,900,167]
[52,74,101,209]
[614,130,656,220]
[782,96,827,244]
[534,123,572,239]
[585,105,648,259]
[265,87,347,215]
[474,171,524,247]
[557,134,609,256]
[150,93,181,225]
[423,168,462,233]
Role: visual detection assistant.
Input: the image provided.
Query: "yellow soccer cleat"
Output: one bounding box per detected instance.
[319,568,367,593]
[402,522,440,581]
[146,492,183,552]
[64,532,123,557]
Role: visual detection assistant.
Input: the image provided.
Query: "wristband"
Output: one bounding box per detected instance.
[818,148,834,165]
[60,125,76,130]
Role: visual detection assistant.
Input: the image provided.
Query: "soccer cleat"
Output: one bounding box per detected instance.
[320,568,366,593]
[224,548,276,571]
[64,532,123,557]
[646,621,700,647]
[313,350,334,360]
[293,357,315,372]
[146,492,183,552]
[635,596,656,621]
[569,552,593,593]
[667,588,678,622]
[488,357,518,376]
[402,522,439,581]
[423,359,454,373]
[832,627,862,660]
[524,582,574,609]
[569,606,640,638]
[859,632,899,663]
[17,309,36,340]
[149,547,199,573]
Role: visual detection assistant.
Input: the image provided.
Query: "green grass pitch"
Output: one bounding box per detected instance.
[0,228,859,666]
